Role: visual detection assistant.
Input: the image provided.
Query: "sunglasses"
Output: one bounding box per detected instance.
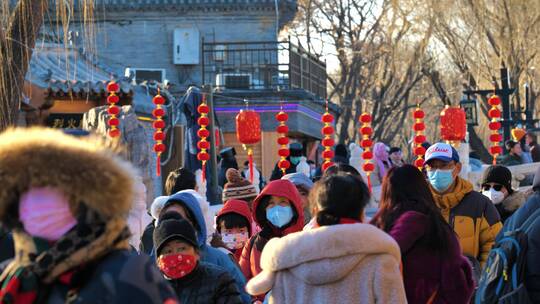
[482,184,504,191]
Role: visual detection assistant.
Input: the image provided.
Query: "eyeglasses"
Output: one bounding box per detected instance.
[482,184,504,191]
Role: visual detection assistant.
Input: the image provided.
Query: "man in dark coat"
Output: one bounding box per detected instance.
[498,166,540,302]
[270,143,304,181]
[218,147,239,188]
[526,132,540,163]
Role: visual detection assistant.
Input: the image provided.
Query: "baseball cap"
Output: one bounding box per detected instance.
[425,143,460,164]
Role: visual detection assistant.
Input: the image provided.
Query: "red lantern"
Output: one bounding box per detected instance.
[321,105,335,173]
[236,109,262,183]
[412,105,427,170]
[488,94,502,164]
[358,112,374,191]
[106,81,121,138]
[440,106,466,143]
[197,95,211,181]
[152,90,167,177]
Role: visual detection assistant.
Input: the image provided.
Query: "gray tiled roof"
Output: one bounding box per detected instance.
[26,43,132,97]
[85,0,296,9]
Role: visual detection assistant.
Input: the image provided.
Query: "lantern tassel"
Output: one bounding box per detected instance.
[156,154,161,177]
[367,174,372,194]
[202,161,206,183]
[248,149,254,183]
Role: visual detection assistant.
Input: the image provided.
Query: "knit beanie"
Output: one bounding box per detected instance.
[282,172,314,190]
[481,165,513,194]
[153,212,198,255]
[222,168,258,202]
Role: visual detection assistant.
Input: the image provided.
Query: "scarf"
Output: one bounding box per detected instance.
[0,209,130,304]
[431,177,473,221]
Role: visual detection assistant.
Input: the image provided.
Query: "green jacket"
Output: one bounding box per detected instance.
[498,153,523,166]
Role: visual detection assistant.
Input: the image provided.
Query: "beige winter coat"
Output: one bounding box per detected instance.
[246,223,407,304]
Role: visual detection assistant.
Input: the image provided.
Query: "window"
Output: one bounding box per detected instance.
[133,68,166,84]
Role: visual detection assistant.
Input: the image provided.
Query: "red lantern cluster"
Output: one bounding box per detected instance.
[440,106,467,145]
[236,109,262,183]
[152,90,166,177]
[106,81,121,138]
[412,106,426,169]
[197,96,210,182]
[276,111,290,175]
[320,109,335,172]
[488,95,502,164]
[359,113,374,191]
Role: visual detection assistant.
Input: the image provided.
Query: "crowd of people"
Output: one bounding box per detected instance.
[1,127,540,303]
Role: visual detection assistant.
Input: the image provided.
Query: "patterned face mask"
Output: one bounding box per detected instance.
[157,253,197,280]
[221,232,249,250]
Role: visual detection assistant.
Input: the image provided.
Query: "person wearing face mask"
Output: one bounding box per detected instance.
[154,213,243,303]
[0,128,177,304]
[424,143,502,274]
[499,140,524,166]
[269,142,304,181]
[215,200,254,262]
[481,165,532,223]
[239,179,304,301]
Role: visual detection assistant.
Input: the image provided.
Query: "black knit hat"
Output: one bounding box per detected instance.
[481,165,513,194]
[153,212,198,255]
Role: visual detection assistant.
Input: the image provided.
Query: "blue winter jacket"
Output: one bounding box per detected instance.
[161,192,249,303]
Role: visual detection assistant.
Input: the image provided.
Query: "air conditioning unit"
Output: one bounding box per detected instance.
[215,74,251,89]
[213,45,227,61]
[173,28,200,65]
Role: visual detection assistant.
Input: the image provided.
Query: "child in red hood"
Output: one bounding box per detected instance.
[216,200,254,262]
[239,180,304,292]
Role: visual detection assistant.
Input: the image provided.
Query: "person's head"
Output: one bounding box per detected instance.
[282,173,314,208]
[373,142,389,160]
[424,143,462,194]
[388,147,403,163]
[506,140,522,156]
[323,163,361,177]
[526,132,536,146]
[216,200,252,250]
[154,213,200,279]
[253,180,304,233]
[371,165,451,252]
[481,165,513,204]
[165,167,196,196]
[289,142,304,165]
[222,168,258,208]
[243,160,249,169]
[335,144,348,159]
[311,174,370,226]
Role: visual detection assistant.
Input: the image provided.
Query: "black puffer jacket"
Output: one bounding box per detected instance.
[170,262,244,304]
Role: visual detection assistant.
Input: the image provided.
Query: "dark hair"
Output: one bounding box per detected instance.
[389,147,401,154]
[505,140,518,150]
[217,213,250,233]
[311,174,370,226]
[165,167,196,195]
[323,163,360,177]
[371,165,452,252]
[335,144,348,157]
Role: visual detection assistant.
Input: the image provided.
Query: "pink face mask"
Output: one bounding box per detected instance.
[19,187,77,241]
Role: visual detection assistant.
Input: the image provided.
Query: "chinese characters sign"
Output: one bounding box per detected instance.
[46,113,84,129]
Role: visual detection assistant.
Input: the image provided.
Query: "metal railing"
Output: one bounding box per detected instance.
[202,40,327,98]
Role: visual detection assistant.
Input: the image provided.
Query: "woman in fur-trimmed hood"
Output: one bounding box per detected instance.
[0,128,177,304]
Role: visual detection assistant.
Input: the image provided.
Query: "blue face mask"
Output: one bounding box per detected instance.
[427,169,455,193]
[290,157,301,166]
[266,205,294,228]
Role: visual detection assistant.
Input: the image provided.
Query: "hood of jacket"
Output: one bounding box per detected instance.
[0,127,137,226]
[178,189,215,239]
[259,223,400,285]
[164,192,207,247]
[216,199,253,234]
[501,188,533,213]
[252,180,304,235]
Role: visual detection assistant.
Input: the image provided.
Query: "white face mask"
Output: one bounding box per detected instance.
[482,189,505,205]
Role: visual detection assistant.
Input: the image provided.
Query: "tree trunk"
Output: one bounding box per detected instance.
[0,0,48,130]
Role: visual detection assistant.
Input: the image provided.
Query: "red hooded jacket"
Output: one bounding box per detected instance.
[239,180,304,284]
[216,199,254,261]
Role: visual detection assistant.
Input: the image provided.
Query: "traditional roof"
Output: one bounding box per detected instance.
[26,43,132,98]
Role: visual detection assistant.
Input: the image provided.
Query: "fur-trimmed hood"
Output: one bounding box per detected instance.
[246,223,401,295]
[0,127,137,226]
[500,188,533,213]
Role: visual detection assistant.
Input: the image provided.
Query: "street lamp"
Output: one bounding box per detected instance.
[460,96,478,126]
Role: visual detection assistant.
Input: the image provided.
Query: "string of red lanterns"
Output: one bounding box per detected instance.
[152,89,166,177]
[106,81,121,138]
[276,110,290,175]
[359,113,374,191]
[488,95,503,164]
[236,109,261,183]
[197,96,211,182]
[321,102,335,172]
[412,106,426,169]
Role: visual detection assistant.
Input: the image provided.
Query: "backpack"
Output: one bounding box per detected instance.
[475,208,540,304]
